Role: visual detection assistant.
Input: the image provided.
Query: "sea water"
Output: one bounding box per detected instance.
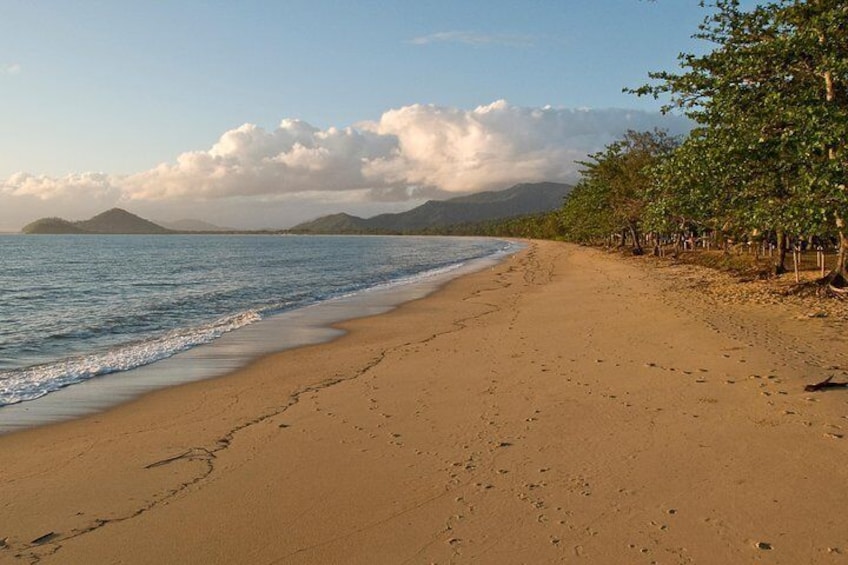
[0,234,515,417]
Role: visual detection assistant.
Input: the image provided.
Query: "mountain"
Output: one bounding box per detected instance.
[156,218,233,232]
[76,209,173,234]
[291,182,572,234]
[288,213,370,233]
[22,208,173,234]
[20,217,89,234]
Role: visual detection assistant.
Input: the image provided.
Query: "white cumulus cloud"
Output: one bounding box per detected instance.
[2,171,120,202]
[360,100,688,194]
[118,100,688,202]
[2,63,22,75]
[2,100,691,228]
[121,119,397,201]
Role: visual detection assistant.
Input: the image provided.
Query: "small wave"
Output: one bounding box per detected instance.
[334,248,505,301]
[374,242,516,295]
[364,262,466,293]
[129,281,185,288]
[0,309,262,406]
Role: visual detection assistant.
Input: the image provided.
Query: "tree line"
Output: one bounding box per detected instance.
[559,0,847,284]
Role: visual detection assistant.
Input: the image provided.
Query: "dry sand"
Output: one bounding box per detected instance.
[2,240,848,564]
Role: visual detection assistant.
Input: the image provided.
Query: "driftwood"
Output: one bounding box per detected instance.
[804,375,848,392]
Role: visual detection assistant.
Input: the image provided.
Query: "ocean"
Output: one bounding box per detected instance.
[0,234,516,425]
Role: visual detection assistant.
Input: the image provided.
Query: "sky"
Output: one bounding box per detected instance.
[0,1,717,231]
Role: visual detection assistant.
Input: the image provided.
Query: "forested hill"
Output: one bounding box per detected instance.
[23,209,174,234]
[290,182,572,234]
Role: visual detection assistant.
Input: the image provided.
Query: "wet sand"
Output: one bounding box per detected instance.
[2,240,847,564]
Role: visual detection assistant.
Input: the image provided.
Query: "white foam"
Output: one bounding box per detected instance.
[0,309,262,406]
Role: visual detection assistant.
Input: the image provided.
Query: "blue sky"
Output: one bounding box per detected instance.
[0,1,715,229]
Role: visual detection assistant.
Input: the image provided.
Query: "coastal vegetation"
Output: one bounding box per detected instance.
[418,210,564,240]
[556,0,847,290]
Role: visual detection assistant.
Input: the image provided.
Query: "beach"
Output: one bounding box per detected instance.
[2,239,848,563]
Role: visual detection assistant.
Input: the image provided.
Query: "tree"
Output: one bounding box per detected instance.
[779,0,848,282]
[559,177,615,245]
[630,0,847,279]
[561,130,678,252]
[644,127,733,252]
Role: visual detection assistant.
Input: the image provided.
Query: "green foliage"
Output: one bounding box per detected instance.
[615,0,848,275]
[419,211,564,240]
[560,129,678,250]
[559,179,615,244]
[642,128,726,235]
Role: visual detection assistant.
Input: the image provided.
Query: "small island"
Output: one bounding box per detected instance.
[23,208,174,235]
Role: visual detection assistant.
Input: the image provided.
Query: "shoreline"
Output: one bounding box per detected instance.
[2,240,848,564]
[0,242,515,434]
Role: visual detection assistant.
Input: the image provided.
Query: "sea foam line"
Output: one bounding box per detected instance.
[0,309,261,406]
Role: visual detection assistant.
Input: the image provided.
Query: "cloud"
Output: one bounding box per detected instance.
[2,171,120,202]
[1,100,691,228]
[120,120,398,201]
[2,63,21,75]
[359,100,690,194]
[408,31,534,47]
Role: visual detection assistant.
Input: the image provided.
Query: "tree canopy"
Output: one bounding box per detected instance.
[560,0,847,279]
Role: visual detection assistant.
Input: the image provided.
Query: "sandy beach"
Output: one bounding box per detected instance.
[2,240,848,564]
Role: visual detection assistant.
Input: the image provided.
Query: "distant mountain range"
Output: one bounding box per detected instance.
[290,182,572,234]
[21,181,571,235]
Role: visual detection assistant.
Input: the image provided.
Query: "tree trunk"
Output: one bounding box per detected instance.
[774,230,787,275]
[832,224,848,282]
[673,230,684,258]
[818,21,846,285]
[628,223,644,255]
